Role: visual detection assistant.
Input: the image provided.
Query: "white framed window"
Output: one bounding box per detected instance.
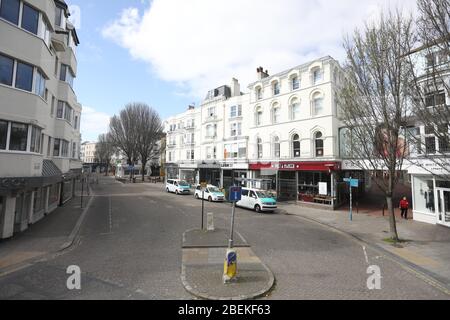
[230,105,242,118]
[60,64,74,87]
[315,132,324,157]
[34,69,46,98]
[272,104,280,124]
[255,107,263,126]
[312,68,323,85]
[292,134,300,158]
[255,87,263,100]
[273,136,280,158]
[290,98,300,120]
[312,93,324,116]
[272,81,280,96]
[257,138,263,159]
[292,76,300,90]
[230,122,242,137]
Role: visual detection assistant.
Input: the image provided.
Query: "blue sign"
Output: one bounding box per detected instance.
[344,178,359,188]
[229,187,242,202]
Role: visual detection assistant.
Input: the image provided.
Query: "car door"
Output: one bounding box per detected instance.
[248,190,258,209]
[238,189,249,208]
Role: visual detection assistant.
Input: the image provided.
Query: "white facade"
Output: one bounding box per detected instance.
[164,56,345,204]
[80,141,97,163]
[0,0,82,239]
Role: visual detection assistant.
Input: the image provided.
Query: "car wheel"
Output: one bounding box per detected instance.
[208,196,213,202]
[195,193,199,199]
[166,188,170,193]
[255,205,262,213]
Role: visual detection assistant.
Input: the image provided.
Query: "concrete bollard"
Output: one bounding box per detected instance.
[207,212,215,231]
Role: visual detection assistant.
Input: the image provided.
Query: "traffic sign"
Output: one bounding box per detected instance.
[229,187,242,202]
[344,178,359,188]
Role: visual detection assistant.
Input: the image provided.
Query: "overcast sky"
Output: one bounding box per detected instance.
[74,0,417,142]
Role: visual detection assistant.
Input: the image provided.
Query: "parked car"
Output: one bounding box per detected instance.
[166,179,191,195]
[236,188,277,213]
[194,185,225,202]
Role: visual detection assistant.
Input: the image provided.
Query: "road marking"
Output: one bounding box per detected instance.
[362,246,369,264]
[108,196,113,234]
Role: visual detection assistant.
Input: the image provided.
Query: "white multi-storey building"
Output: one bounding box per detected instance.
[80,141,97,164]
[164,56,347,207]
[0,0,82,239]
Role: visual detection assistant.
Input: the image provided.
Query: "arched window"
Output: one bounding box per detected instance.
[315,132,324,157]
[272,81,280,96]
[257,138,263,159]
[290,98,300,120]
[255,106,263,126]
[312,67,323,85]
[312,92,324,116]
[292,134,300,158]
[292,76,300,90]
[273,136,280,158]
[272,103,280,124]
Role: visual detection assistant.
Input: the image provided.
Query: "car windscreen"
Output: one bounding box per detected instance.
[179,181,189,186]
[208,187,221,193]
[256,191,272,199]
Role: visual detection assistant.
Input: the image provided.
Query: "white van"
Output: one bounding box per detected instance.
[236,188,277,213]
[166,179,191,195]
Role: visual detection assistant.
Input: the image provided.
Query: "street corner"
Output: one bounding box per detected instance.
[180,228,275,300]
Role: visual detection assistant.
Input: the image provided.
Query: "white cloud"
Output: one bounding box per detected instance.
[80,106,111,142]
[102,0,417,98]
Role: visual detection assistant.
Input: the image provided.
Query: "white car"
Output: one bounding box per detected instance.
[236,188,277,213]
[194,185,225,202]
[166,179,191,195]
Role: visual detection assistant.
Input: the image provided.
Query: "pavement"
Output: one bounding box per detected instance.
[181,228,274,300]
[278,202,450,293]
[0,180,93,277]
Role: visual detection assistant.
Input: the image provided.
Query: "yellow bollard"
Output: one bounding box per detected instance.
[223,249,237,284]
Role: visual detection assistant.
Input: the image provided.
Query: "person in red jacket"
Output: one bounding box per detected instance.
[399,197,410,220]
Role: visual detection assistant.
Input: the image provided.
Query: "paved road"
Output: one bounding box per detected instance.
[0,177,448,299]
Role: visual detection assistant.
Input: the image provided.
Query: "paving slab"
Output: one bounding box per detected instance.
[181,229,274,300]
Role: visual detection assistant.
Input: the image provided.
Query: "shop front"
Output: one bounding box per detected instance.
[249,161,342,208]
[409,161,450,227]
[165,163,179,181]
[179,163,199,186]
[220,162,249,191]
[198,162,221,187]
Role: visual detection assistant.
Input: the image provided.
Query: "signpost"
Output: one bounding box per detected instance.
[344,177,359,221]
[201,182,207,230]
[224,186,242,284]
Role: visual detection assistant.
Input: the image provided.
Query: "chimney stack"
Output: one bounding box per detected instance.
[231,78,240,97]
[257,66,269,80]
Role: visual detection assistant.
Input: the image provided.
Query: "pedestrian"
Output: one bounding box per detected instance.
[399,197,409,220]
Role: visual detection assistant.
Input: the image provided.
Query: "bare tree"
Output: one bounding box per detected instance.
[94,133,115,176]
[404,0,450,178]
[109,104,141,182]
[135,103,164,182]
[338,11,415,241]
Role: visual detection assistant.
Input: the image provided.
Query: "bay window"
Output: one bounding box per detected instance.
[53,138,60,156]
[15,61,33,92]
[230,122,241,137]
[60,64,74,87]
[9,122,28,151]
[230,105,242,118]
[30,126,42,153]
[0,120,7,150]
[0,54,14,86]
[0,0,20,25]
[34,69,46,98]
[61,140,69,157]
[21,3,39,35]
